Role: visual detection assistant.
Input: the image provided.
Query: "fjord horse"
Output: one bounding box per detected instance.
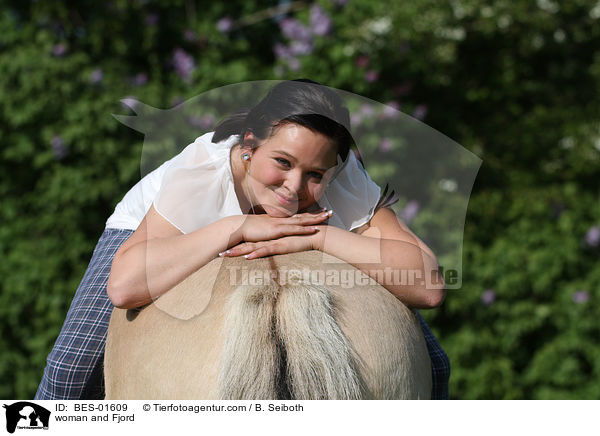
[104,250,431,399]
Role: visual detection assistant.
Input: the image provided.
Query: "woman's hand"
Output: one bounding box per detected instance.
[220,229,325,260]
[235,209,332,243]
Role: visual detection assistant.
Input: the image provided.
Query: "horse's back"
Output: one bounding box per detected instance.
[104,251,431,399]
[104,256,230,399]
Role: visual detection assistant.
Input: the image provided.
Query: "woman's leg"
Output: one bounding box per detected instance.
[34,228,134,400]
[415,310,451,400]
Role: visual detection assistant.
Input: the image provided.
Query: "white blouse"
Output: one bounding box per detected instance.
[105,132,381,234]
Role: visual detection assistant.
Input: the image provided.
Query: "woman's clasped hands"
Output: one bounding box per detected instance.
[220,209,333,260]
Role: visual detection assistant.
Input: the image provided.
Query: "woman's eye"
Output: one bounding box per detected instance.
[275,157,322,180]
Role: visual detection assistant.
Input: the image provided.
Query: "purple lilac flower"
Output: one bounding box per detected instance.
[379,138,393,152]
[133,72,148,86]
[173,48,195,82]
[188,115,215,129]
[274,42,304,70]
[584,226,600,247]
[183,28,198,42]
[360,104,375,117]
[309,4,332,36]
[365,70,378,83]
[51,135,68,160]
[280,18,312,42]
[89,68,103,84]
[199,114,215,129]
[481,289,496,306]
[572,290,589,304]
[350,112,363,127]
[187,115,202,127]
[400,200,420,224]
[52,43,67,57]
[289,40,313,56]
[382,101,401,118]
[217,17,233,33]
[274,42,292,60]
[412,104,428,120]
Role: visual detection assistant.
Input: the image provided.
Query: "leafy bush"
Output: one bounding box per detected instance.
[1,0,599,398]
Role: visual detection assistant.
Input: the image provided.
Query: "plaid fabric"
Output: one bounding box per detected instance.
[415,310,451,400]
[34,228,135,400]
[35,227,450,400]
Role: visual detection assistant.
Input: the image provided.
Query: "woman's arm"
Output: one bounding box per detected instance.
[226,207,446,309]
[107,205,244,309]
[314,207,446,309]
[107,206,330,309]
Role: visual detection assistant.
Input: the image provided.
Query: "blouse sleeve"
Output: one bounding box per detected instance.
[317,151,381,232]
[152,133,241,234]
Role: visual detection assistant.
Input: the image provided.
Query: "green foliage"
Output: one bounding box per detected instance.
[1,0,599,399]
[442,184,600,398]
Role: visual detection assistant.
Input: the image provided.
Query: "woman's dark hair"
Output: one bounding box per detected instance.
[213,79,354,161]
[213,79,398,211]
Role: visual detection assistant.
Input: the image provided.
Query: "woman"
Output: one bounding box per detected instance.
[35,79,450,400]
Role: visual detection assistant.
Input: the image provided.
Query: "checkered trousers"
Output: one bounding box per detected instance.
[34,228,135,400]
[415,311,451,399]
[34,228,449,399]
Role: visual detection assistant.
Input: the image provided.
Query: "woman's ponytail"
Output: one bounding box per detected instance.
[212,109,250,143]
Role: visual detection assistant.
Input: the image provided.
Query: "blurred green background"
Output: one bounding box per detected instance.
[1,0,599,399]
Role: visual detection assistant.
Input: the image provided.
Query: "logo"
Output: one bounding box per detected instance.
[3,402,50,433]
[112,81,481,321]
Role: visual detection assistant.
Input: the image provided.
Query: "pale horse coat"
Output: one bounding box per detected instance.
[104,250,432,399]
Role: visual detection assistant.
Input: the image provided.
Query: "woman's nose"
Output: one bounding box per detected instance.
[285,171,305,198]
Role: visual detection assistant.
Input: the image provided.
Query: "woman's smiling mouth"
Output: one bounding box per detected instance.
[274,191,297,206]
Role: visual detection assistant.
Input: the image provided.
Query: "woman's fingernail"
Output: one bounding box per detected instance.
[244,254,250,259]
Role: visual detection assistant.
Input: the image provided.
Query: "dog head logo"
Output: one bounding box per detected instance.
[113,81,481,320]
[3,402,50,433]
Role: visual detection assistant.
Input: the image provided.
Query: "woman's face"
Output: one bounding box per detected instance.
[243,123,339,217]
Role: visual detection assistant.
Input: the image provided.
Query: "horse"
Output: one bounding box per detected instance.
[103,250,432,399]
